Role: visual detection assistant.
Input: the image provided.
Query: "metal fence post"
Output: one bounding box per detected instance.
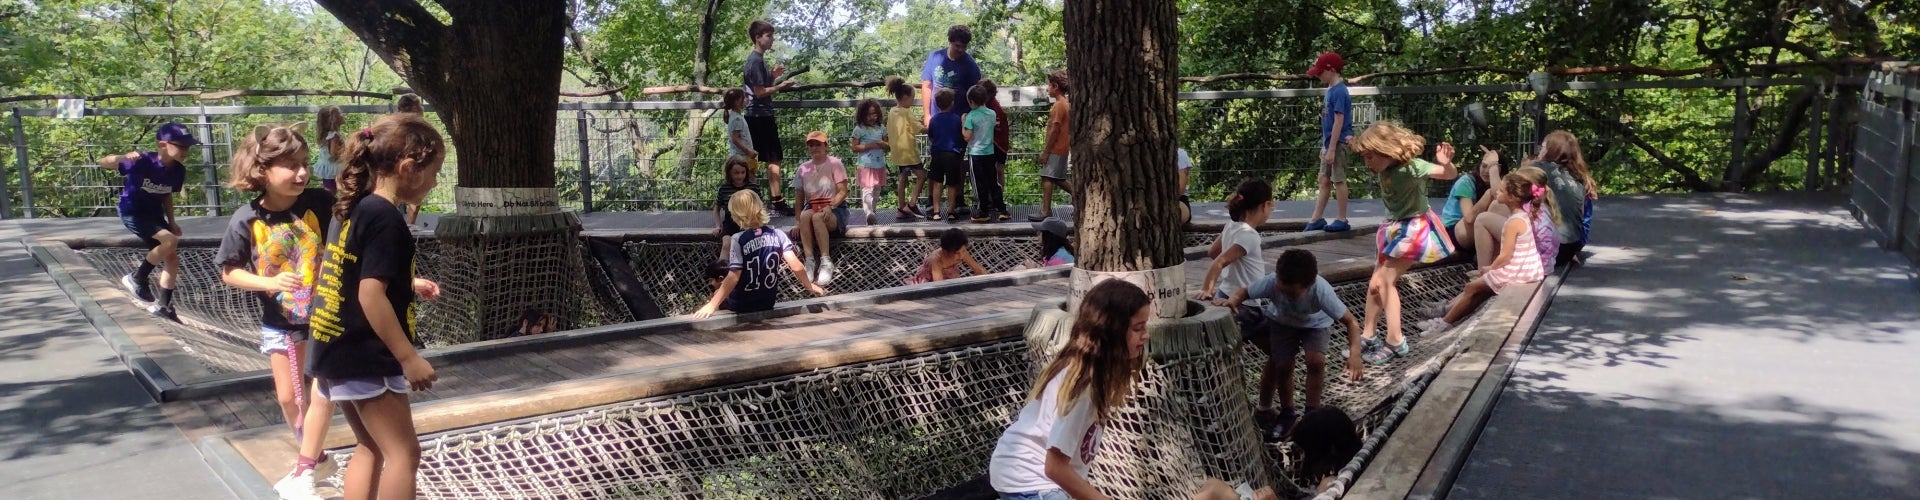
[1887,89,1914,255]
[6,108,24,219]
[197,112,220,216]
[578,110,593,213]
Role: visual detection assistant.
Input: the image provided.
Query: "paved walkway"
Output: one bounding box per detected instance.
[1452,193,1920,498]
[0,223,234,499]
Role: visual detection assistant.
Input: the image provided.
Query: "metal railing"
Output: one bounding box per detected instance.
[1852,64,1920,266]
[6,76,1858,219]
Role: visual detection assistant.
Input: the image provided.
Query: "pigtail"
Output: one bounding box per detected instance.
[333,127,375,221]
[332,114,446,221]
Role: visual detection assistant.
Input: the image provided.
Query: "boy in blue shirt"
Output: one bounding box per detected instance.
[98,122,197,321]
[1306,52,1354,233]
[1217,249,1362,439]
[925,88,968,222]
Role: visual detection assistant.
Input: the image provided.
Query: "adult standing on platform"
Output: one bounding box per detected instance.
[922,25,982,212]
[922,25,983,126]
[745,19,799,216]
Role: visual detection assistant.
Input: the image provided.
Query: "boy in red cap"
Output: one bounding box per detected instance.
[1306,52,1353,233]
[98,122,197,322]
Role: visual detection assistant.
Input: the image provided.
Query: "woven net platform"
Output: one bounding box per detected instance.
[319,263,1474,499]
[75,229,1290,372]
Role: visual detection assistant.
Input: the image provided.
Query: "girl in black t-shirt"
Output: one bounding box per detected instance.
[713,155,760,259]
[215,124,339,499]
[306,114,444,499]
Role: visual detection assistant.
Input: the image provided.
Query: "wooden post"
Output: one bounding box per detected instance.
[6,108,24,219]
[578,109,593,213]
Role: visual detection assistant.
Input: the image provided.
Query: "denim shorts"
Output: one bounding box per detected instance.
[317,376,409,402]
[259,327,293,355]
[999,489,1068,500]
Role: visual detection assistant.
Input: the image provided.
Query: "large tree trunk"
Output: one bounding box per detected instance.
[318,0,594,339]
[1065,0,1184,317]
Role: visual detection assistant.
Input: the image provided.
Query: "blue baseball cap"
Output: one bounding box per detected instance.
[156,122,200,146]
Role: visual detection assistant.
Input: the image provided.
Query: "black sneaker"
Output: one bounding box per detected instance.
[122,273,154,303]
[147,305,179,323]
[770,199,795,216]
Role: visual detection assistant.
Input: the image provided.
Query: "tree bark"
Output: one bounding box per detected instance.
[317,0,568,189]
[674,0,726,177]
[1066,0,1183,314]
[1736,86,1818,189]
[1723,84,1754,190]
[318,0,585,338]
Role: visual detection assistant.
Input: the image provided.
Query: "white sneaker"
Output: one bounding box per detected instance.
[803,257,819,282]
[816,257,836,287]
[1415,317,1451,335]
[274,469,324,500]
[1419,300,1450,320]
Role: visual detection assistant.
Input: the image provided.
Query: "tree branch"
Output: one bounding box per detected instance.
[1551,92,1717,192]
[313,0,448,100]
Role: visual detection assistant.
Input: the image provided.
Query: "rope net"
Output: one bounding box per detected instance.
[76,235,634,369]
[626,230,1291,316]
[322,263,1474,499]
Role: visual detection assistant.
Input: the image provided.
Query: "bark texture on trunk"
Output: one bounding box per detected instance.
[1065,0,1183,274]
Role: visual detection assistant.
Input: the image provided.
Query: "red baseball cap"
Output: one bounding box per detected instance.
[1308,52,1344,77]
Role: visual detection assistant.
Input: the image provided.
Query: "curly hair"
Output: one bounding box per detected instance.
[1348,120,1425,164]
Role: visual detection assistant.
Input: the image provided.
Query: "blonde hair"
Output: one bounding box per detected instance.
[728,189,770,229]
[1507,166,1561,224]
[1348,120,1425,164]
[227,124,311,191]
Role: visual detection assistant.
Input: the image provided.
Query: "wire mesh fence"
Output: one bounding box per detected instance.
[7,77,1854,219]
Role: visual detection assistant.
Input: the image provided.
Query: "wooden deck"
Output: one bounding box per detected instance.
[163,232,1385,443]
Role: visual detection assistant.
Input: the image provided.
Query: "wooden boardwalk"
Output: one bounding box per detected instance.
[163,233,1384,442]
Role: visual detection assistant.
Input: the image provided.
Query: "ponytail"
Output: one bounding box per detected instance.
[1225,178,1274,222]
[333,114,444,221]
[1509,166,1560,225]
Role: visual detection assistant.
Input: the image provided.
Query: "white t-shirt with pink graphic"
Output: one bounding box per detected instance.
[988,370,1103,493]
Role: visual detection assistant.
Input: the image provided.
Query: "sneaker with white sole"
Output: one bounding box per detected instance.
[147,305,179,323]
[803,257,819,283]
[274,469,324,500]
[122,273,154,303]
[817,257,837,287]
[1416,317,1451,335]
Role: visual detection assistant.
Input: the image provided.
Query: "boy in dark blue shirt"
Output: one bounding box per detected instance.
[98,122,197,321]
[926,89,967,222]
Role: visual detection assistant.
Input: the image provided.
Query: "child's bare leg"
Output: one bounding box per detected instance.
[1473,205,1512,269]
[895,172,910,208]
[1362,268,1385,342]
[1303,351,1328,408]
[1454,220,1475,251]
[298,379,335,470]
[1334,181,1350,221]
[947,185,962,213]
[1381,258,1414,345]
[1039,179,1054,216]
[929,182,944,217]
[151,230,180,289]
[1276,356,1299,413]
[270,351,300,435]
[766,163,784,201]
[1444,279,1494,324]
[354,392,421,500]
[1310,173,1331,221]
[811,211,836,259]
[795,211,817,259]
[338,402,381,500]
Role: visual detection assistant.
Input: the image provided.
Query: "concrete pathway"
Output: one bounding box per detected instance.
[1452,193,1920,498]
[0,221,234,499]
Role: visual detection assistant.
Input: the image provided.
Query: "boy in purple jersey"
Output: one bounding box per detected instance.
[98,122,197,321]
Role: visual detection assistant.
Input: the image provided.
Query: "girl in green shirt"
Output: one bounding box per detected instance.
[1347,121,1459,364]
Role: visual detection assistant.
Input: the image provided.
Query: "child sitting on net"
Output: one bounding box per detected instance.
[693,190,827,319]
[907,228,989,284]
[1416,167,1555,334]
[1215,249,1362,439]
